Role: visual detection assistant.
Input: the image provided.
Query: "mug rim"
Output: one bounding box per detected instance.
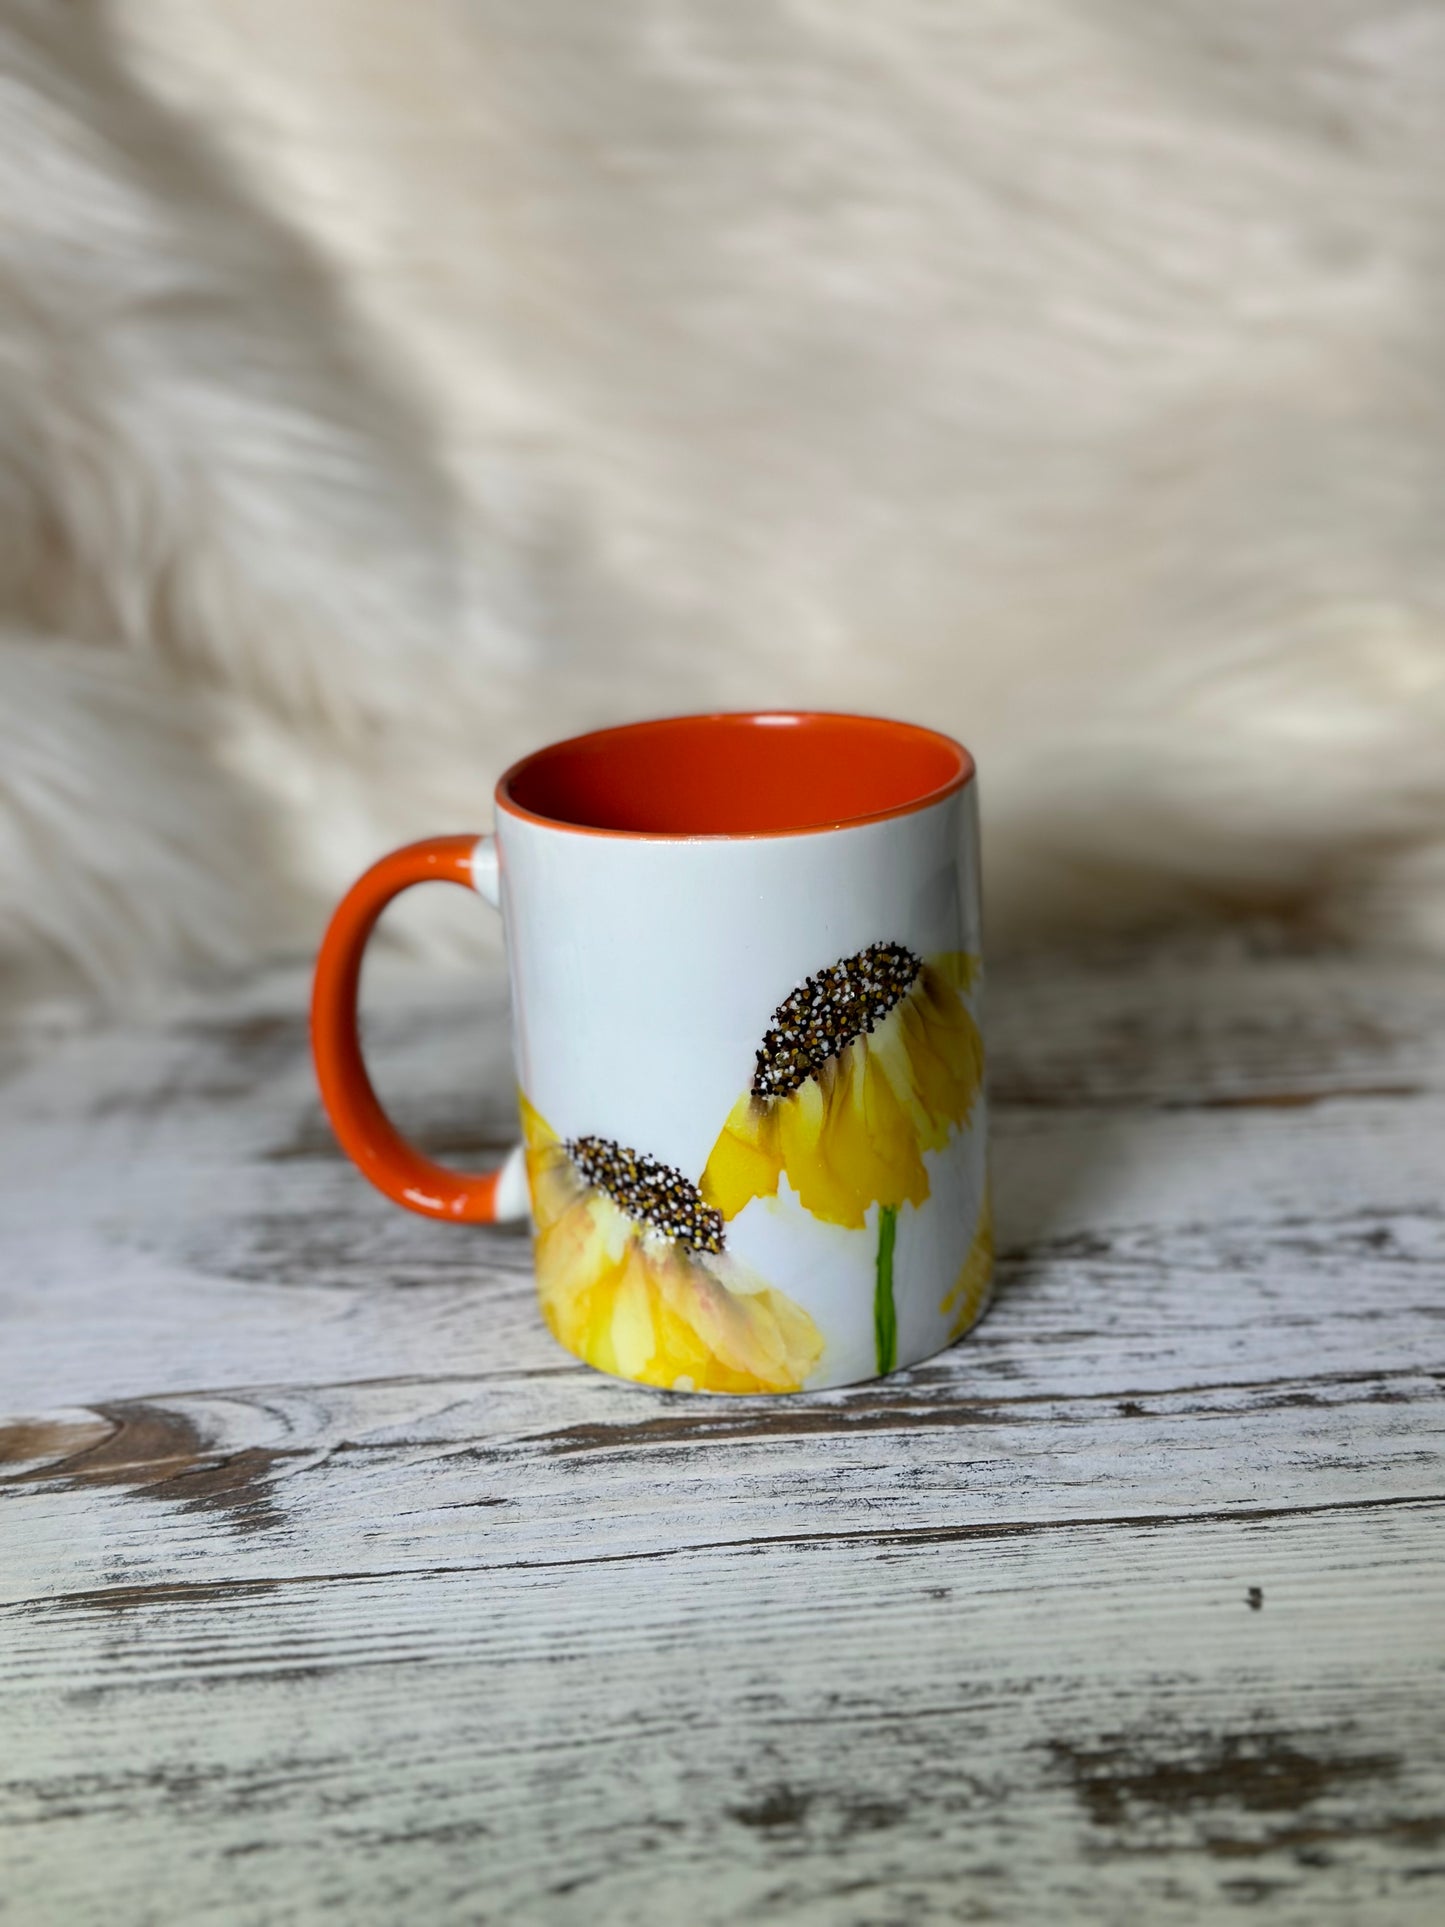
[495,709,975,842]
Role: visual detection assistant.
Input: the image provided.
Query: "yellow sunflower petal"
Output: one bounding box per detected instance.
[700,1093,784,1218]
[932,950,981,995]
[654,1259,824,1394]
[775,1074,866,1228]
[941,1186,994,1341]
[778,1044,929,1229]
[606,1246,660,1381]
[887,964,985,1146]
[535,1188,823,1393]
[517,1087,554,1154]
[517,1091,585,1234]
[702,950,983,1231]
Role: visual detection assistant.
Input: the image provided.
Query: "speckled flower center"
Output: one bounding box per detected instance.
[753,942,922,1101]
[567,1136,725,1254]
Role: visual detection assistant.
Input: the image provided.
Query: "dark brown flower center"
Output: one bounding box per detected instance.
[753,941,921,1100]
[566,1135,725,1254]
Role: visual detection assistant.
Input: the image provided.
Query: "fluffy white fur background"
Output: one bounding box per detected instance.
[2,0,1443,1005]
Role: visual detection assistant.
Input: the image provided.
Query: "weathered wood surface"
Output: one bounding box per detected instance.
[1,936,1442,1924]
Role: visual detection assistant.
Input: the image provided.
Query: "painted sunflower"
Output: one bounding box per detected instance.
[702,945,983,1230]
[701,943,984,1372]
[520,1094,824,1394]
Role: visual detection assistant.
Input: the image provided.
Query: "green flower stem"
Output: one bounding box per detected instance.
[874,1204,898,1376]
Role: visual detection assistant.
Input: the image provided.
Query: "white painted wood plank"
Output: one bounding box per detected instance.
[2,1358,1441,1608]
[2,1510,1441,1924]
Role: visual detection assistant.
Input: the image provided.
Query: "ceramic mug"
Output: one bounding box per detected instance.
[312,711,992,1393]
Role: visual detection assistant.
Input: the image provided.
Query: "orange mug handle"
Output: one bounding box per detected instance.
[311,835,525,1222]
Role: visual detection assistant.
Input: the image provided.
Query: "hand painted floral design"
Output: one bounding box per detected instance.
[701,944,984,1373]
[521,1093,824,1394]
[702,946,983,1230]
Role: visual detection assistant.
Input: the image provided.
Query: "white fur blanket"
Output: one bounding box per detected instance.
[2,0,1443,1003]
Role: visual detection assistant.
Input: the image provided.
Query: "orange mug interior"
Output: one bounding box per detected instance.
[497,711,971,838]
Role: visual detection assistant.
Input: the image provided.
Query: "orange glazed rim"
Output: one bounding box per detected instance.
[495,710,975,841]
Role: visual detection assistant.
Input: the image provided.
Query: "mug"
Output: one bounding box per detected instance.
[312,711,992,1393]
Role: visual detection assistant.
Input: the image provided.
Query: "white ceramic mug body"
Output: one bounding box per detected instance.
[493,746,990,1393]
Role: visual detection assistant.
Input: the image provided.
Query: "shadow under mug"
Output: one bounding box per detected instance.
[312,710,992,1393]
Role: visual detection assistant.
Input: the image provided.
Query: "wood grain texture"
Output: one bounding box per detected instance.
[1,937,1442,1924]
